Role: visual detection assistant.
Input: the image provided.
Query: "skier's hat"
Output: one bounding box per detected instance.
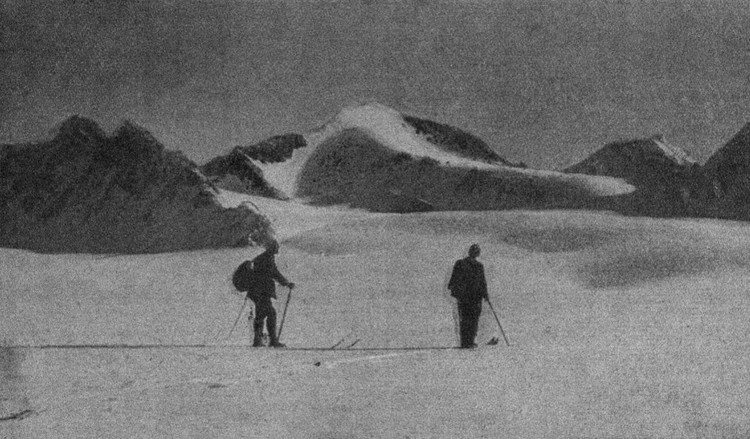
[469,244,481,256]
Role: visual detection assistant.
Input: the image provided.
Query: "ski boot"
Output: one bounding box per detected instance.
[252,323,265,347]
[269,330,286,348]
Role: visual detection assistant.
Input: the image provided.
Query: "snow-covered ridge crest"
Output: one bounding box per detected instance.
[650,135,697,166]
[306,103,501,168]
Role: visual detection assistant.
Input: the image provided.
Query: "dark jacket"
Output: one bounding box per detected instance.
[448,257,488,302]
[250,251,290,299]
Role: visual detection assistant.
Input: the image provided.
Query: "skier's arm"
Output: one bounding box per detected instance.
[448,261,460,291]
[271,261,294,289]
[479,265,488,300]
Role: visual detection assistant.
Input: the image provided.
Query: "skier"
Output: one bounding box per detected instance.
[448,244,489,349]
[248,241,295,348]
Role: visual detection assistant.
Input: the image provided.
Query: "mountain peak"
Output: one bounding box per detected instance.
[566,136,697,175]
[1,116,272,253]
[51,115,107,150]
[310,102,408,141]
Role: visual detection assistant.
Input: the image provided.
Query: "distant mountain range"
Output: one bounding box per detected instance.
[2,103,749,253]
[206,103,750,220]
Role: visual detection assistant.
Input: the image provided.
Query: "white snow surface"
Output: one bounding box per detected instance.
[4,196,750,438]
[216,189,380,240]
[251,103,635,198]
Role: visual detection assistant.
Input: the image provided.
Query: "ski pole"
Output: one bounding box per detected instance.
[226,296,248,341]
[486,297,510,346]
[277,286,293,339]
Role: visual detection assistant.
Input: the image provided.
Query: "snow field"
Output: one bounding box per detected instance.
[3,199,750,437]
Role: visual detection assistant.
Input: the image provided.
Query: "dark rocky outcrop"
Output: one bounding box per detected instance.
[700,123,750,219]
[403,115,524,167]
[236,134,307,164]
[0,116,272,253]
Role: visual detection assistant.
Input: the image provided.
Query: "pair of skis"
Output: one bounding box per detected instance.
[329,335,360,350]
[227,290,511,348]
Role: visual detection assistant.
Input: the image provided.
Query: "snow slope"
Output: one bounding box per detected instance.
[252,103,635,201]
[3,195,750,438]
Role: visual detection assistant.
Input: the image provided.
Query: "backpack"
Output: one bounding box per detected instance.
[232,260,257,292]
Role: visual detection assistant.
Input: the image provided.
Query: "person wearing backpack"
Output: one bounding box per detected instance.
[448,244,489,349]
[245,241,295,347]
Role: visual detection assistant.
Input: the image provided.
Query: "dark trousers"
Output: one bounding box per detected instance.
[457,300,482,347]
[249,295,277,338]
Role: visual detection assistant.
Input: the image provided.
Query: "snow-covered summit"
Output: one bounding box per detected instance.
[307,103,505,169]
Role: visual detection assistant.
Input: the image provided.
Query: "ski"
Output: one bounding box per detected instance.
[344,339,360,349]
[329,337,346,349]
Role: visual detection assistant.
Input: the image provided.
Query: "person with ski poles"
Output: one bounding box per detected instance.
[247,240,295,348]
[448,244,489,349]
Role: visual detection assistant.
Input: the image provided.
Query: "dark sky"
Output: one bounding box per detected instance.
[2,0,749,169]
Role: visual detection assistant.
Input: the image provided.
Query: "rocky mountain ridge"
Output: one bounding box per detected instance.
[0,116,273,253]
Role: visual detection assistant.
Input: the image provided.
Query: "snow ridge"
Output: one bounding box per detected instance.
[309,103,507,169]
[650,135,696,166]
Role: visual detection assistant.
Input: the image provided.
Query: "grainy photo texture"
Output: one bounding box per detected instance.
[2,1,749,437]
